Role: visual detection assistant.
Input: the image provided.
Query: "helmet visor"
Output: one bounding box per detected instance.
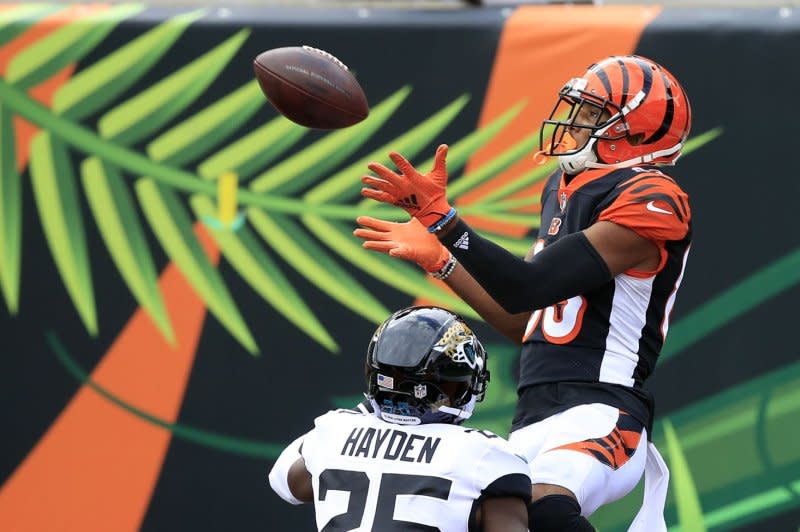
[373,378,472,424]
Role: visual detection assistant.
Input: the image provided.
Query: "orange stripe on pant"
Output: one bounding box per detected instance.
[0,226,218,532]
[551,413,644,470]
[460,5,661,237]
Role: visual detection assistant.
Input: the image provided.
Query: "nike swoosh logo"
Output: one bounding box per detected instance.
[646,200,672,215]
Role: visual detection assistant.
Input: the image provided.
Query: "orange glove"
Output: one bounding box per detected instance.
[361,144,454,230]
[353,216,450,272]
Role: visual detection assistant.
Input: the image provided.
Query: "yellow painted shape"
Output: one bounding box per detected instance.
[217,171,238,225]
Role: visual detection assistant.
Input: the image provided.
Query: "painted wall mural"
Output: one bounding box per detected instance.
[0,4,797,531]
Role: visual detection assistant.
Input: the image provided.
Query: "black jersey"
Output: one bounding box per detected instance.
[512,165,691,433]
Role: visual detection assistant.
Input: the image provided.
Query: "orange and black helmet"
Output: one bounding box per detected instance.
[539,55,692,169]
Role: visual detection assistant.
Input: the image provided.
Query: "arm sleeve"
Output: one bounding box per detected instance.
[268,434,309,505]
[440,219,611,314]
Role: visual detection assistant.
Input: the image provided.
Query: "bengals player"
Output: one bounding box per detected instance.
[355,55,692,532]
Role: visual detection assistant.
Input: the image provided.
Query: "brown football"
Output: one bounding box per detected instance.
[253,46,369,129]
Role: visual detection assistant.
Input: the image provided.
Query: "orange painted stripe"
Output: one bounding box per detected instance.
[459,5,661,237]
[0,226,218,532]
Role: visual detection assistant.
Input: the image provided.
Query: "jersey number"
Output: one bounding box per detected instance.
[318,469,452,531]
[522,240,588,343]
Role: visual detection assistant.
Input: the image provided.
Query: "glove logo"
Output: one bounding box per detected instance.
[453,232,470,250]
[395,195,419,209]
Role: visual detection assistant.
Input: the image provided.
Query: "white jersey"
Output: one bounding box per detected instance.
[299,407,531,532]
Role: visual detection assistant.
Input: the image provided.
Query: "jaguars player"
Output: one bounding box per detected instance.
[269,306,531,532]
[355,55,692,532]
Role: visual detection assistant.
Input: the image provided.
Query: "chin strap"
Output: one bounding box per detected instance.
[583,142,684,171]
[438,395,478,422]
[371,396,478,425]
[559,142,599,174]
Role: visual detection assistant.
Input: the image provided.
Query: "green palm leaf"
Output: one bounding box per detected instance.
[53,9,206,120]
[0,102,20,313]
[418,100,526,177]
[682,127,723,156]
[248,209,389,324]
[147,81,264,167]
[98,29,249,146]
[663,418,707,532]
[478,232,535,258]
[81,157,174,343]
[467,195,538,213]
[0,4,62,46]
[29,131,96,334]
[189,195,338,353]
[474,160,557,206]
[135,178,257,355]
[0,78,395,221]
[449,132,533,200]
[303,94,470,204]
[197,114,308,181]
[250,86,412,194]
[301,215,479,320]
[6,4,145,89]
[358,99,526,209]
[459,211,539,226]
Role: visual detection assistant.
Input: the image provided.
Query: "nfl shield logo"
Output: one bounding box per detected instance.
[414,383,427,399]
[559,191,568,212]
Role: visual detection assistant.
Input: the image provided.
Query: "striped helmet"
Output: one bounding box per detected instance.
[539,55,692,172]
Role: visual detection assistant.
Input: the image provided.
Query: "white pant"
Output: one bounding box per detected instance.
[508,403,648,516]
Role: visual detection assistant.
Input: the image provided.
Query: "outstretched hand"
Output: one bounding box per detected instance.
[361,144,453,229]
[353,216,450,273]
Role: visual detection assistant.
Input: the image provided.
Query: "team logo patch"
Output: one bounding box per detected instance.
[414,383,427,399]
[377,373,394,389]
[559,190,568,212]
[548,217,562,236]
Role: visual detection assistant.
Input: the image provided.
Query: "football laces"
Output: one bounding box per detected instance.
[302,45,349,71]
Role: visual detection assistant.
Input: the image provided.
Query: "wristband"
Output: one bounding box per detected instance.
[427,207,457,233]
[430,253,457,280]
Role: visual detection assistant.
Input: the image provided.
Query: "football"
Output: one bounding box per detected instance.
[253,45,369,129]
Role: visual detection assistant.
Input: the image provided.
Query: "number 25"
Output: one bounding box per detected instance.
[318,468,452,531]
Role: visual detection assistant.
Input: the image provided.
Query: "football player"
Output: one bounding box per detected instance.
[354,55,692,532]
[269,306,531,531]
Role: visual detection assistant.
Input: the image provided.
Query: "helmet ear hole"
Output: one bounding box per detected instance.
[628,132,645,146]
